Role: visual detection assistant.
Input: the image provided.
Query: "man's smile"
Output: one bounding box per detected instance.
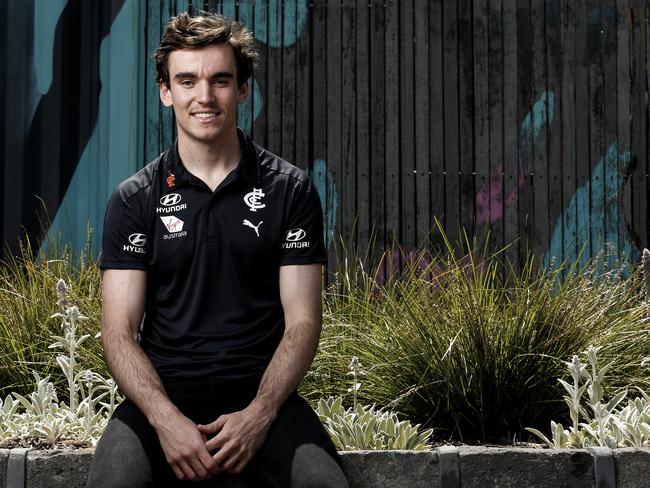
[192,111,220,122]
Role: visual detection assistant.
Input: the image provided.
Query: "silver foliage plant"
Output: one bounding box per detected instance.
[0,279,120,448]
[526,345,650,448]
[316,357,433,451]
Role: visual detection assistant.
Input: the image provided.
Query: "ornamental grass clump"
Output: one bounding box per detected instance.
[302,232,650,443]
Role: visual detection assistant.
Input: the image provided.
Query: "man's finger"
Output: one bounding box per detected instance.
[177,460,195,480]
[213,414,228,431]
[188,456,210,480]
[180,461,197,480]
[220,450,241,472]
[198,414,228,434]
[171,464,185,480]
[212,442,243,471]
[205,433,225,452]
[197,447,220,475]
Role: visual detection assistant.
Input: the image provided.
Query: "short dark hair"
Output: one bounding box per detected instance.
[154,12,258,87]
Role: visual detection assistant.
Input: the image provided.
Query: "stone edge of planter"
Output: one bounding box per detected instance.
[613,447,650,488]
[0,447,649,488]
[0,449,7,488]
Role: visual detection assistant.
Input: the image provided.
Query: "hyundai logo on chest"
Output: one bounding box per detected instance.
[157,193,187,213]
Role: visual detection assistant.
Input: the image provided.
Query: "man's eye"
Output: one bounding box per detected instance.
[214,79,228,86]
[180,80,194,87]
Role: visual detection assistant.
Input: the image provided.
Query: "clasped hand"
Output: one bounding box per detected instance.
[156,404,273,481]
[198,403,274,475]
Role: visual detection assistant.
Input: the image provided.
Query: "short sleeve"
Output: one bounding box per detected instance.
[279,179,327,266]
[99,188,149,270]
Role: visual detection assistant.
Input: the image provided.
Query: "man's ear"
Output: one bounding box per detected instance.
[159,82,173,107]
[238,80,249,104]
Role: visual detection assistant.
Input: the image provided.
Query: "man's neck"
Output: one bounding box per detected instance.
[177,130,242,191]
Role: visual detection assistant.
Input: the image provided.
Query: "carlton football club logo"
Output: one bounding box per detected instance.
[244,188,266,212]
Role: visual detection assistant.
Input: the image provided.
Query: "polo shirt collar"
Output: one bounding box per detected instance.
[163,128,261,191]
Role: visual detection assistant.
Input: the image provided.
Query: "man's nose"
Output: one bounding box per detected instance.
[196,80,215,103]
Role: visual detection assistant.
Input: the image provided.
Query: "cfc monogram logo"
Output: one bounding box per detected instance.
[244,188,266,212]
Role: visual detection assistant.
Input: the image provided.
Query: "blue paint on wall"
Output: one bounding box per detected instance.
[254,0,308,48]
[544,142,634,269]
[521,91,554,154]
[308,159,338,250]
[476,91,555,225]
[237,77,262,135]
[43,0,144,256]
[33,0,68,95]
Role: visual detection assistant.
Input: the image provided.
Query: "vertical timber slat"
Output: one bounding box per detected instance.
[399,0,416,250]
[371,0,386,253]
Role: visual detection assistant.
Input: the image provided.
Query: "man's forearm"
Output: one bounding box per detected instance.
[103,331,178,427]
[250,319,321,417]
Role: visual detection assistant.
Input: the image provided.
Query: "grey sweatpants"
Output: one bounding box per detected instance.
[86,377,349,488]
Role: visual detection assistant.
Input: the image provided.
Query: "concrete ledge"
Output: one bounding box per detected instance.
[339,450,438,488]
[0,447,648,487]
[458,447,593,488]
[614,448,650,488]
[0,450,7,488]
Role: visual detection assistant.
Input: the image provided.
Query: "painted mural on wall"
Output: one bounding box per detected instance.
[475,91,555,227]
[1,0,641,270]
[3,0,128,258]
[42,0,142,256]
[38,0,338,257]
[544,143,634,269]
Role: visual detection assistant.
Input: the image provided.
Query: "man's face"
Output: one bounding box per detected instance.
[159,43,248,145]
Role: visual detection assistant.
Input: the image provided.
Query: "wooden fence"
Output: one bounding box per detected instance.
[2,0,649,271]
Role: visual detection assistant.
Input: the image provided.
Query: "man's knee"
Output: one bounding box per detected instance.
[290,444,349,488]
[86,417,154,488]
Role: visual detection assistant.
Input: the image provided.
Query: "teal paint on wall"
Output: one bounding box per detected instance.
[254,0,308,48]
[521,91,554,144]
[176,0,191,15]
[221,1,236,18]
[544,142,634,269]
[33,0,68,95]
[475,91,555,225]
[238,77,262,135]
[43,0,144,257]
[308,159,338,250]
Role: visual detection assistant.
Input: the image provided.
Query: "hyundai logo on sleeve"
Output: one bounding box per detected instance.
[128,233,147,247]
[123,233,147,254]
[157,193,187,213]
[282,228,309,249]
[285,228,306,242]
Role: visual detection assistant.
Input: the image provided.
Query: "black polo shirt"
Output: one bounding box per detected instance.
[100,130,326,380]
